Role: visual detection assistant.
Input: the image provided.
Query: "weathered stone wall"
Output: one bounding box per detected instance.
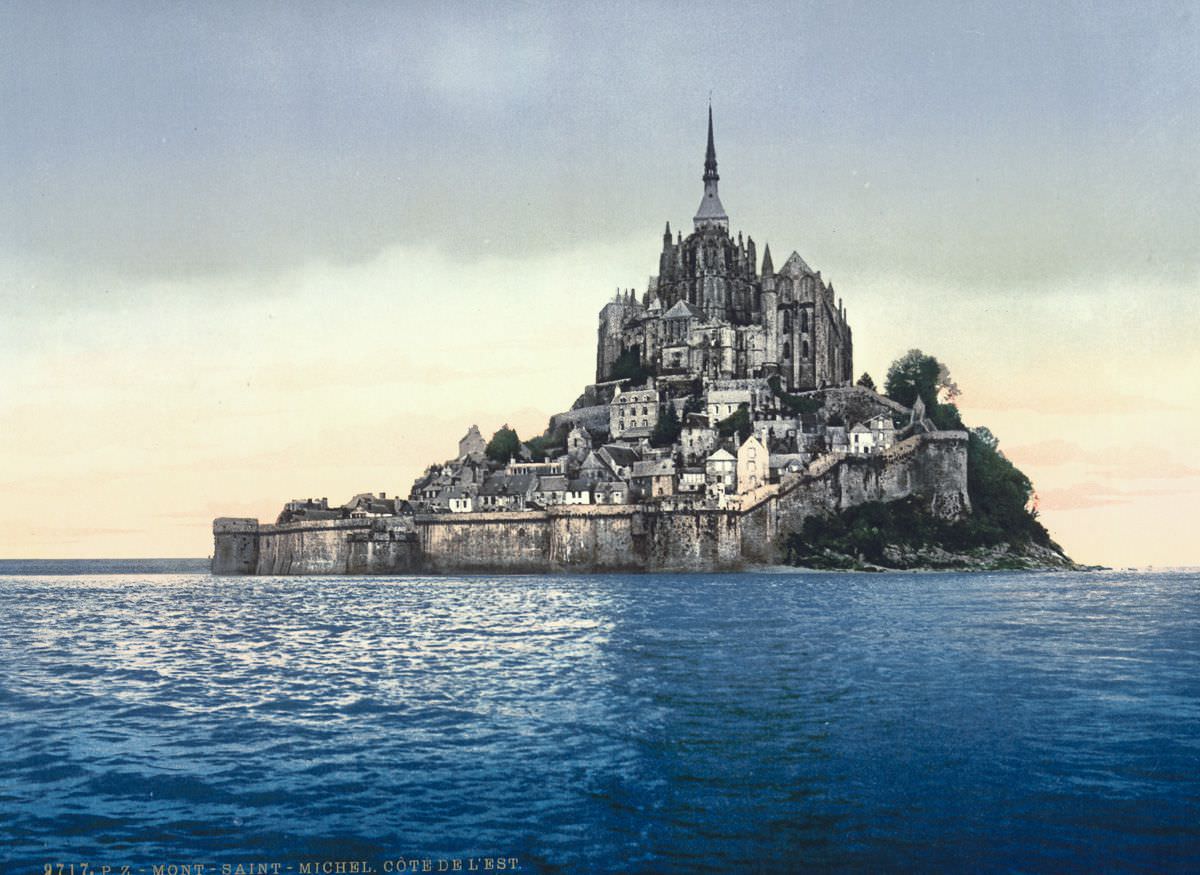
[212,518,260,574]
[788,385,909,424]
[212,433,969,574]
[213,517,419,576]
[418,512,554,572]
[740,432,970,563]
[547,508,642,571]
[549,405,611,434]
[642,509,744,571]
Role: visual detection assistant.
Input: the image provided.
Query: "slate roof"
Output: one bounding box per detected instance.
[280,508,342,523]
[664,299,706,320]
[780,251,815,277]
[479,474,535,497]
[632,459,676,478]
[695,188,728,223]
[706,448,736,463]
[601,445,640,469]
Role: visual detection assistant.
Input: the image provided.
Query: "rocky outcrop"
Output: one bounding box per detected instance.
[801,541,1080,572]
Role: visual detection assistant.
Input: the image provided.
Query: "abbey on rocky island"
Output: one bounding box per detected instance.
[596,107,853,392]
[213,110,974,575]
[388,110,921,518]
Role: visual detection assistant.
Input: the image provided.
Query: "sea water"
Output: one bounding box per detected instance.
[1,563,1197,872]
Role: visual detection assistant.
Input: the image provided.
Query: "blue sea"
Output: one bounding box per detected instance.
[1,562,1197,873]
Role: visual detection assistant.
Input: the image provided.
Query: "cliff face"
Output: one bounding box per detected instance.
[213,433,970,575]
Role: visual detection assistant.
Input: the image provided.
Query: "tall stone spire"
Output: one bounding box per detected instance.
[693,104,729,232]
[704,105,718,182]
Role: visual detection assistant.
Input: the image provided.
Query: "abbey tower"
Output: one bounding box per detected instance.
[596,108,854,391]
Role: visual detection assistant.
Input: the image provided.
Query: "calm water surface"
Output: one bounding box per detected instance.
[1,564,1197,872]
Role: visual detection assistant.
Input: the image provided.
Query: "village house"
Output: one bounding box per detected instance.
[447,487,475,514]
[826,424,849,454]
[850,422,874,455]
[736,435,769,493]
[707,388,753,423]
[577,450,616,483]
[678,467,706,493]
[507,459,565,476]
[276,497,340,524]
[344,493,406,518]
[477,473,536,511]
[533,474,569,506]
[869,413,897,452]
[598,444,639,480]
[632,458,676,499]
[593,480,627,505]
[705,447,737,494]
[458,425,487,461]
[770,453,808,480]
[566,426,593,462]
[681,413,719,463]
[610,384,660,439]
[563,479,593,505]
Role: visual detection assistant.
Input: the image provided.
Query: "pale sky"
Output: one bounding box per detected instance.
[1,1,1197,566]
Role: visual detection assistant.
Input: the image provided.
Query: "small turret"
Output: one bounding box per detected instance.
[761,243,774,277]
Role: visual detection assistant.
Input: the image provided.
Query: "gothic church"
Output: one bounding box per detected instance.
[596,109,853,391]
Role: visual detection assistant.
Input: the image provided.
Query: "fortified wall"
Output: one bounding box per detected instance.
[213,432,968,575]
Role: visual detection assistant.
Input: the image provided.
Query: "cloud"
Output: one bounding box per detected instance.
[1038,479,1200,511]
[1006,440,1200,479]
[967,390,1185,416]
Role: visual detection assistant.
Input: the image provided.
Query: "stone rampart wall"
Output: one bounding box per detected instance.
[212,433,969,575]
[549,405,611,434]
[739,430,970,563]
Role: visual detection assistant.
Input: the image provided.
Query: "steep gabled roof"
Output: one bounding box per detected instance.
[600,444,640,469]
[780,251,814,277]
[663,299,705,321]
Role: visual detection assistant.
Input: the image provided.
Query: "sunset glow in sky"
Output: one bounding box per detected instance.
[1,2,1197,566]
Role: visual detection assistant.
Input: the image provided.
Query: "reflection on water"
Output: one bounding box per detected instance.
[1,568,1198,872]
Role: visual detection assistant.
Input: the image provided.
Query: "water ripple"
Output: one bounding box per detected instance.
[0,569,1198,872]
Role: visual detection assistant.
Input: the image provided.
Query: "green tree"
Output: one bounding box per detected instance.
[485,425,521,465]
[651,401,682,448]
[971,426,999,451]
[716,402,753,442]
[856,372,876,391]
[525,424,569,462]
[884,349,945,409]
[965,427,1049,544]
[766,375,823,414]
